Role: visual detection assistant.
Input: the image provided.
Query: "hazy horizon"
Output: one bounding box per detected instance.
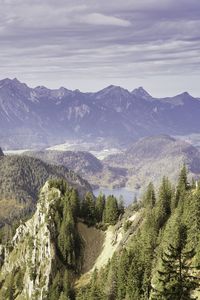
[1,0,200,97]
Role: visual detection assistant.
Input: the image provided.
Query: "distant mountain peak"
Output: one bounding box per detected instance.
[95,85,130,99]
[0,77,22,88]
[132,87,153,100]
[34,85,49,91]
[178,91,193,98]
[171,91,190,98]
[161,91,195,106]
[0,78,30,95]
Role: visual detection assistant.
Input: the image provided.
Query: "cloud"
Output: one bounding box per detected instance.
[80,13,131,27]
[0,0,200,96]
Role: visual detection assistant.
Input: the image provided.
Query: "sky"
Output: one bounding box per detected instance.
[0,0,200,97]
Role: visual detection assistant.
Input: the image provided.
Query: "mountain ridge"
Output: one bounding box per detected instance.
[0,78,200,149]
[0,151,91,228]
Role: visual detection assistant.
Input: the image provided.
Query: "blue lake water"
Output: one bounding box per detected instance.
[93,187,141,206]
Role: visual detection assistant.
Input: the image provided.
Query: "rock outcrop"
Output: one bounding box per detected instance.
[0,182,60,299]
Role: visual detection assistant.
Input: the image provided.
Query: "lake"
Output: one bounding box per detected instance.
[93,187,141,206]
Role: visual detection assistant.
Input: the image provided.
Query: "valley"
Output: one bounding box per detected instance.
[1,0,200,298]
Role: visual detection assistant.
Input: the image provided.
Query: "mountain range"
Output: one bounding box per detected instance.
[0,78,200,149]
[25,135,200,192]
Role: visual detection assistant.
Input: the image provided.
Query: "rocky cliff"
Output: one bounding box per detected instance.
[0,182,61,299]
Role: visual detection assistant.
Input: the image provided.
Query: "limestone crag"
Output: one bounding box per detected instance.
[0,182,60,300]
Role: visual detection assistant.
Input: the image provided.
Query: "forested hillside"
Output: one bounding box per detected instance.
[25,150,127,189]
[0,151,90,239]
[1,166,200,299]
[77,166,200,300]
[0,179,124,299]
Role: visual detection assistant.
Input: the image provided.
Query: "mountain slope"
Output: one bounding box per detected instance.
[0,152,90,227]
[0,180,142,299]
[25,150,127,189]
[0,181,85,299]
[1,78,200,149]
[1,172,200,299]
[0,182,57,299]
[104,135,200,190]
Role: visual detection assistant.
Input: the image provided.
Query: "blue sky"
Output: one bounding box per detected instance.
[0,0,200,96]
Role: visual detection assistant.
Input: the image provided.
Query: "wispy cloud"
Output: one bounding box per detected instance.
[80,13,131,27]
[0,0,200,96]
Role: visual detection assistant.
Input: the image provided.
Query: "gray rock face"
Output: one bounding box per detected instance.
[0,78,200,148]
[0,182,59,299]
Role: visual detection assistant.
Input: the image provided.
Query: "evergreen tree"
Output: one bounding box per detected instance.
[88,268,105,300]
[58,201,76,266]
[151,224,198,300]
[116,249,130,300]
[95,193,106,223]
[103,195,119,225]
[69,188,80,218]
[126,250,144,300]
[175,165,189,208]
[156,177,172,229]
[143,182,156,209]
[105,255,118,300]
[186,187,200,264]
[81,192,96,225]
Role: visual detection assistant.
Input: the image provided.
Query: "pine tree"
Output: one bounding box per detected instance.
[126,250,143,300]
[143,182,156,209]
[105,255,118,300]
[103,195,119,225]
[88,268,105,300]
[116,249,130,300]
[156,177,172,229]
[187,187,200,264]
[95,192,105,223]
[69,188,80,218]
[151,224,199,300]
[58,201,76,265]
[81,192,96,225]
[175,165,189,208]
